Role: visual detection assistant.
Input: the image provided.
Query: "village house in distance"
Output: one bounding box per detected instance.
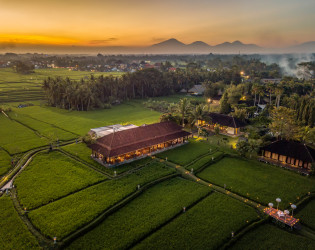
[89,122,191,166]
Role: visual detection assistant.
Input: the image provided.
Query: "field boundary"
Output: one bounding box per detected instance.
[60,173,180,248]
[129,191,214,249]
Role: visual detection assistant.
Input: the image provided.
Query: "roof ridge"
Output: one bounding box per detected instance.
[304,144,314,162]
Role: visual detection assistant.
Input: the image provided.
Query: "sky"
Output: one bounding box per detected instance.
[0,0,315,51]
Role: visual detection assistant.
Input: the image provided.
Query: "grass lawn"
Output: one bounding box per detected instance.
[11,113,77,140]
[206,134,238,154]
[68,177,210,249]
[157,139,214,166]
[11,101,161,135]
[0,149,11,176]
[297,199,315,230]
[0,196,40,249]
[197,157,315,207]
[14,151,107,210]
[150,94,205,103]
[28,162,175,239]
[0,114,48,154]
[61,142,152,175]
[231,224,314,250]
[0,68,123,103]
[185,151,224,171]
[134,192,258,250]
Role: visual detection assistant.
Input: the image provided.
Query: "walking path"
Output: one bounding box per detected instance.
[160,158,266,212]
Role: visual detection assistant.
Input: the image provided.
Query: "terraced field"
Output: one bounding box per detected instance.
[28,162,176,239]
[68,177,210,249]
[0,68,123,103]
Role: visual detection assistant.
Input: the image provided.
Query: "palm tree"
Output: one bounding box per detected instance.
[275,85,284,108]
[257,86,265,105]
[189,104,209,136]
[251,83,260,106]
[177,98,191,127]
[266,83,274,105]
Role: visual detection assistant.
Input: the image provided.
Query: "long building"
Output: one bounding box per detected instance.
[260,140,315,173]
[198,113,246,135]
[89,121,191,165]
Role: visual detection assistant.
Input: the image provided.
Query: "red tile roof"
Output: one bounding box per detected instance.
[89,122,191,157]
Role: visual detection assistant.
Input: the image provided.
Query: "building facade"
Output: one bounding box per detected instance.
[198,113,246,135]
[260,140,315,173]
[89,121,191,166]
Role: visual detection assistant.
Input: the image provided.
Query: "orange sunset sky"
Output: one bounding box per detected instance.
[1,0,315,51]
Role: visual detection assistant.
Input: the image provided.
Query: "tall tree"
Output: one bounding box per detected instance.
[269,107,301,140]
[177,98,191,127]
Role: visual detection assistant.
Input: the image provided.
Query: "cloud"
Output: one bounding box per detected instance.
[88,38,118,45]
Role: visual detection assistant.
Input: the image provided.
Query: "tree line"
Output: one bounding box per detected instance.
[42,68,243,111]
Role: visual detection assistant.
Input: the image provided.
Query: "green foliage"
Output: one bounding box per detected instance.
[269,107,301,140]
[230,224,314,250]
[28,162,175,239]
[0,196,40,249]
[297,199,315,230]
[197,157,315,207]
[220,92,231,114]
[12,61,35,74]
[135,193,258,250]
[14,151,106,209]
[68,178,210,249]
[157,140,213,166]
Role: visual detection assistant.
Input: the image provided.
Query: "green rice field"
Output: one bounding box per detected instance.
[135,192,259,250]
[197,157,315,207]
[14,151,107,209]
[0,68,123,103]
[28,162,175,239]
[0,196,40,249]
[68,177,210,249]
[230,223,314,250]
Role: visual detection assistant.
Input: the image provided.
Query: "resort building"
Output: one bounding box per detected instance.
[188,85,205,96]
[88,124,138,139]
[197,113,246,135]
[260,140,315,174]
[89,121,191,166]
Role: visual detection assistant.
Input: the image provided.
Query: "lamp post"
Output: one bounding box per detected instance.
[284,210,289,222]
[207,98,211,112]
[268,202,273,212]
[291,204,297,216]
[276,198,281,210]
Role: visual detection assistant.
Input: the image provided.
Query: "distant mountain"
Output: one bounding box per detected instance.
[148,39,263,54]
[211,40,263,53]
[287,41,315,53]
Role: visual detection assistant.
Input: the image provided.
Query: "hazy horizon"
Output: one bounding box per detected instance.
[1,0,315,53]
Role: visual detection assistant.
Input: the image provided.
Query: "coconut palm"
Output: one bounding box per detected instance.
[177,98,191,127]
